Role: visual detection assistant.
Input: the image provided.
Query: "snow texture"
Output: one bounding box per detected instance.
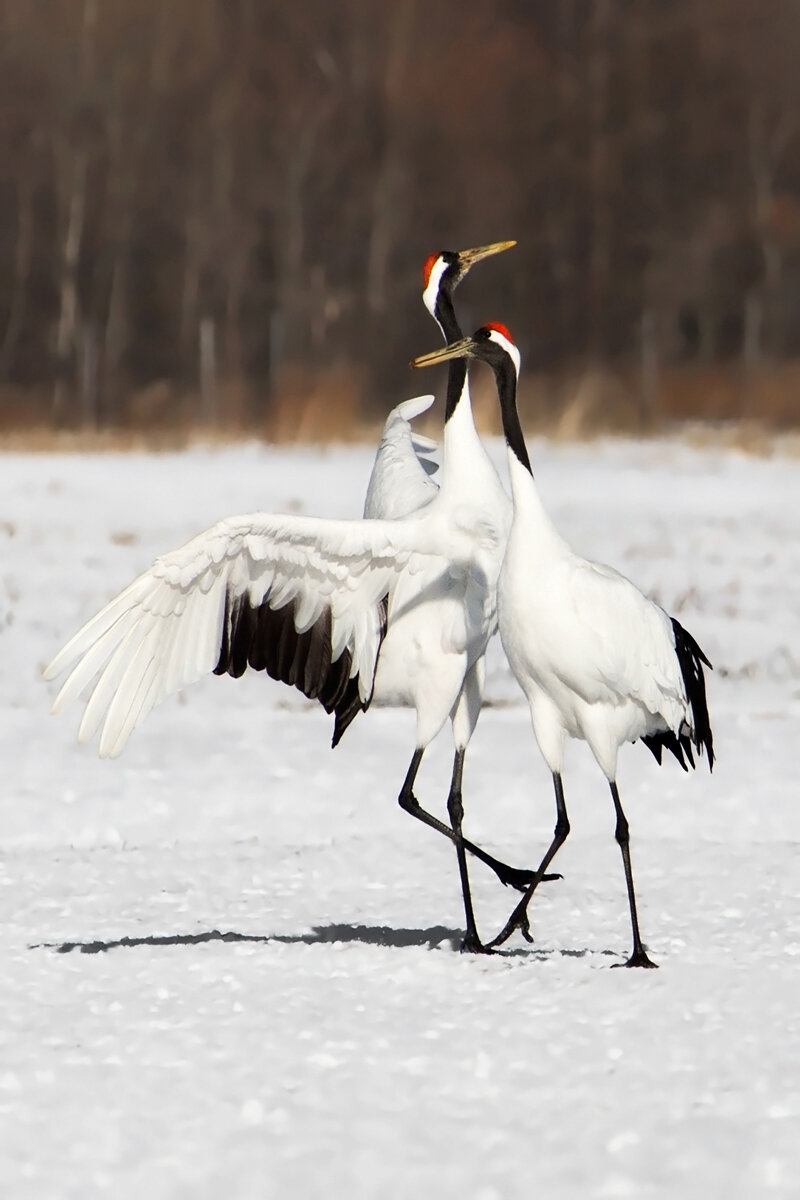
[3,436,799,1199]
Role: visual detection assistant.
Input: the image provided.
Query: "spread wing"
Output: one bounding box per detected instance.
[44,511,433,758]
[363,394,440,521]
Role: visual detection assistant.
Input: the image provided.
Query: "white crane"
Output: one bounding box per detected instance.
[358,242,554,945]
[43,245,545,952]
[362,244,513,522]
[413,323,714,967]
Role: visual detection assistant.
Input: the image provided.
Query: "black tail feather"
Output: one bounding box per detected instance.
[641,728,689,771]
[641,617,714,772]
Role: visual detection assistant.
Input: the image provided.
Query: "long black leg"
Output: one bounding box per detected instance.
[397,749,560,893]
[445,748,486,952]
[487,772,570,949]
[610,781,658,969]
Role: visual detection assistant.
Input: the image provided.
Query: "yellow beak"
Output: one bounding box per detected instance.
[456,240,516,270]
[411,335,477,370]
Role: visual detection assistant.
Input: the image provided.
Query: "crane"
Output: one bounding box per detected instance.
[363,243,515,522]
[359,242,547,944]
[412,322,714,967]
[43,247,549,952]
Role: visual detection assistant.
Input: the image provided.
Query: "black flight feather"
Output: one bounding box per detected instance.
[641,617,714,772]
[213,588,388,742]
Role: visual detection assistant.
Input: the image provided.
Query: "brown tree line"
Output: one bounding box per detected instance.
[1,0,799,432]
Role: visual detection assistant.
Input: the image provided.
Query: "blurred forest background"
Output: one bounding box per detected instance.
[1,0,800,440]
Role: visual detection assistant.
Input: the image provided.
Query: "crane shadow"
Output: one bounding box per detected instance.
[31,924,622,961]
[31,923,465,955]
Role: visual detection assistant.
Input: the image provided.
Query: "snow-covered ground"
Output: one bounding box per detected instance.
[3,434,799,1199]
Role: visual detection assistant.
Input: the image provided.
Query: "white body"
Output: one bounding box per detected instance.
[358,254,513,751]
[369,395,510,746]
[495,339,695,783]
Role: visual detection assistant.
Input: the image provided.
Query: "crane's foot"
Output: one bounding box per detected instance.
[485,905,535,950]
[493,862,563,892]
[459,930,494,955]
[613,947,659,969]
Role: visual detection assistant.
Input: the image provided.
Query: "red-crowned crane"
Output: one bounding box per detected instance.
[413,323,714,967]
[44,247,548,953]
[359,242,539,944]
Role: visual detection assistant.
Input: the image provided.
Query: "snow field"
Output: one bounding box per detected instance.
[2,437,799,1198]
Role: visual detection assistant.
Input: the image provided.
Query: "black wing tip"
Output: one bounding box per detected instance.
[214,588,351,711]
[643,617,715,773]
[331,597,387,748]
[214,588,388,746]
[331,687,366,748]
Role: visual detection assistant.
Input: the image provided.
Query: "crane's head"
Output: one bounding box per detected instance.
[422,241,515,319]
[413,323,529,470]
[411,322,521,378]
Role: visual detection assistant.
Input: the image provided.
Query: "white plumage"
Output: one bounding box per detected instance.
[45,511,427,759]
[413,323,714,966]
[356,244,518,951]
[500,553,690,777]
[44,243,538,951]
[362,393,439,521]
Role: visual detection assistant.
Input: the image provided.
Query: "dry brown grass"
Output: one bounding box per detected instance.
[264,364,365,443]
[2,360,799,455]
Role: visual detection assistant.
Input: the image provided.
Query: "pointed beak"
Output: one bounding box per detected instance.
[456,239,516,272]
[411,335,477,370]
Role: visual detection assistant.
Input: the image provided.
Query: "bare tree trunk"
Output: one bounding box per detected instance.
[53,149,88,424]
[639,308,658,430]
[586,0,612,362]
[103,252,128,420]
[275,96,336,362]
[223,251,247,383]
[365,0,416,315]
[199,317,216,425]
[180,207,203,367]
[80,320,99,429]
[742,289,763,417]
[746,99,791,358]
[0,171,34,380]
[53,0,97,424]
[546,0,580,366]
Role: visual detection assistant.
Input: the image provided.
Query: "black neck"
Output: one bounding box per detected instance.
[435,286,468,424]
[493,352,532,474]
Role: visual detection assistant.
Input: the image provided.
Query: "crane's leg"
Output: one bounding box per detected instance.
[445,748,486,953]
[609,782,658,969]
[398,750,559,894]
[486,772,570,950]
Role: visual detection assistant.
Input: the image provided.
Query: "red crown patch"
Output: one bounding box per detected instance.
[422,253,440,288]
[484,321,514,343]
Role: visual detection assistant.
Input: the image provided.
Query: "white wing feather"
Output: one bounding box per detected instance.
[363,394,440,521]
[549,558,685,721]
[45,510,444,757]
